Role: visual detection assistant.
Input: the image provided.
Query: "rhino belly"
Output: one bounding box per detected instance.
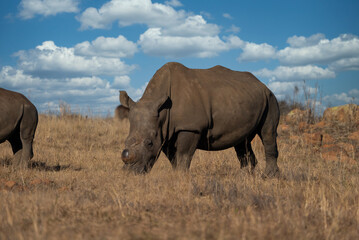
[198,112,261,151]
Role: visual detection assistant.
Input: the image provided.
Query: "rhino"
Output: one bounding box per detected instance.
[120,62,280,177]
[0,88,38,168]
[114,105,129,121]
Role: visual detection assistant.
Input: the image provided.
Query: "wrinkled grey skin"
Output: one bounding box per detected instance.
[114,105,129,120]
[0,88,38,169]
[121,62,280,177]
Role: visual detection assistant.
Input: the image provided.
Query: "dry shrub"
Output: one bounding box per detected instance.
[0,114,358,239]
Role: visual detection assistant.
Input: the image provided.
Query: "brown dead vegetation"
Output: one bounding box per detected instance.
[0,105,358,239]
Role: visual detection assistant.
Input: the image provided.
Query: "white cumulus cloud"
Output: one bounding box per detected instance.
[238,42,276,62]
[224,35,245,48]
[267,81,299,95]
[1,38,148,115]
[77,0,243,59]
[15,41,135,78]
[234,33,359,83]
[323,90,359,105]
[286,33,326,48]
[18,0,79,19]
[329,57,359,71]
[77,0,186,30]
[255,65,336,82]
[240,33,359,83]
[77,0,220,38]
[162,15,220,37]
[138,28,230,58]
[113,75,131,88]
[0,65,144,115]
[74,35,138,58]
[66,76,108,89]
[0,66,41,87]
[165,0,183,7]
[277,34,359,66]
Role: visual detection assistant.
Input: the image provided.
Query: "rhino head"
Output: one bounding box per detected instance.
[119,91,171,174]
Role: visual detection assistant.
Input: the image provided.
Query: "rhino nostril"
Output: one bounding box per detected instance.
[122,149,129,159]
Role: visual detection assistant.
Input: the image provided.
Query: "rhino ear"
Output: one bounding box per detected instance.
[119,91,135,109]
[156,95,172,113]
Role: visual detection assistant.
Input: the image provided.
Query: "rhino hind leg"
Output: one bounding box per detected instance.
[257,93,280,178]
[259,125,279,178]
[234,140,257,173]
[169,131,200,171]
[17,138,33,169]
[12,109,37,169]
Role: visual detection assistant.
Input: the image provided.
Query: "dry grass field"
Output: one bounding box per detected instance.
[0,112,358,240]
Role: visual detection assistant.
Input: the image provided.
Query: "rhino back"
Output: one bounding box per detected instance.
[141,63,274,149]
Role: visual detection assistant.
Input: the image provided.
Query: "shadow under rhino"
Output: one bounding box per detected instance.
[0,158,82,172]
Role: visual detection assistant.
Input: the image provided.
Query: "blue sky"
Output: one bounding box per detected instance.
[1,0,358,116]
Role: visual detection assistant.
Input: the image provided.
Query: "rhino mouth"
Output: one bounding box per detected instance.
[122,156,156,174]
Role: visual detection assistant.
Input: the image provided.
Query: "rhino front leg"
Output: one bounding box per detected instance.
[17,139,33,169]
[171,131,200,171]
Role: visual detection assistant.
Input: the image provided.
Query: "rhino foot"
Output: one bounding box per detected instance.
[13,160,28,170]
[12,150,28,170]
[262,166,280,179]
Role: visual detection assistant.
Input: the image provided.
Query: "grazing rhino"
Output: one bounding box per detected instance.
[114,105,129,120]
[120,62,280,177]
[0,88,38,168]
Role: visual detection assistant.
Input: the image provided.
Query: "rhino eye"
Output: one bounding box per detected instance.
[144,138,153,148]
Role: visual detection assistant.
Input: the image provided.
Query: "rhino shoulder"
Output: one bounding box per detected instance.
[161,62,189,74]
[163,62,186,69]
[209,65,231,72]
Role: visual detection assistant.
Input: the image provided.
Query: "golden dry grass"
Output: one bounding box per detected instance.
[0,114,358,240]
